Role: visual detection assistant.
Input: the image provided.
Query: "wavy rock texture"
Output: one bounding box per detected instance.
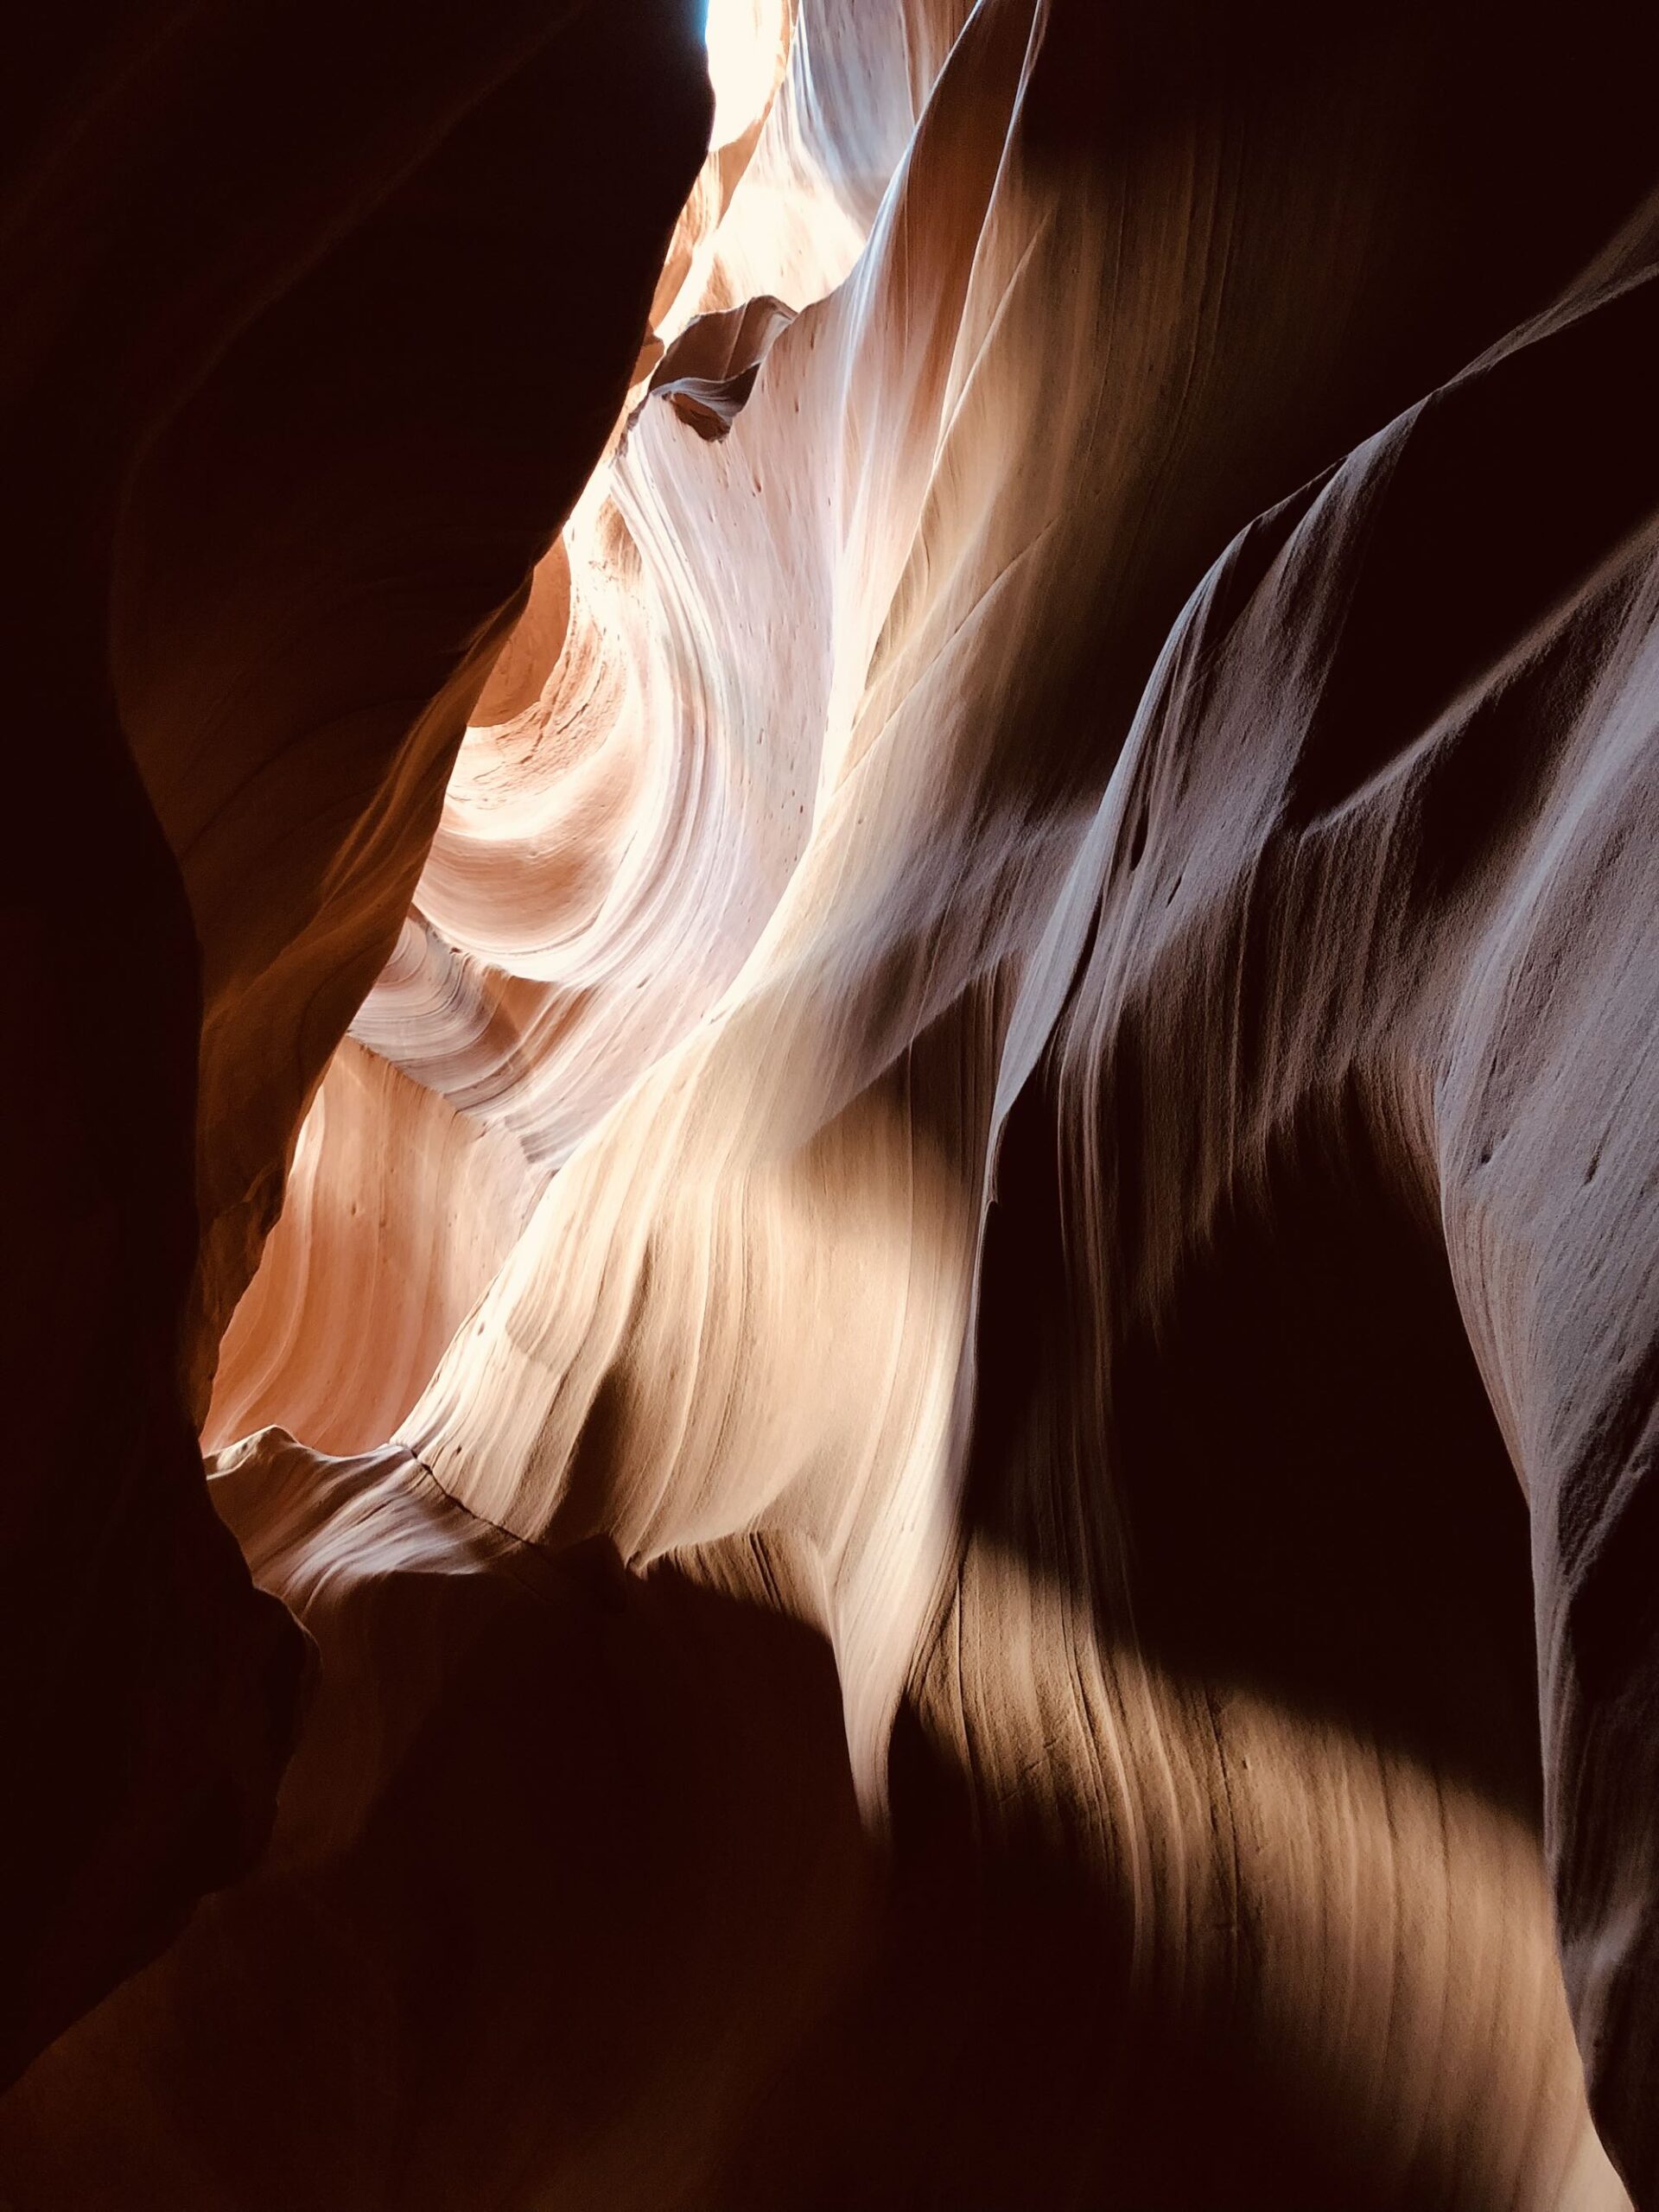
[5,1,1659,2207]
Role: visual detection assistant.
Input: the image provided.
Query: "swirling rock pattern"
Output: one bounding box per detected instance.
[4,2,1659,2206]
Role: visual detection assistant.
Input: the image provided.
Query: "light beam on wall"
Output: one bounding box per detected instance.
[701,0,777,149]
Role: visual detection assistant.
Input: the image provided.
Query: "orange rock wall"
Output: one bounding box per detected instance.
[4,3,1659,2206]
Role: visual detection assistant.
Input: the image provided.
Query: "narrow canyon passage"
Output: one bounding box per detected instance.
[3,3,1657,2206]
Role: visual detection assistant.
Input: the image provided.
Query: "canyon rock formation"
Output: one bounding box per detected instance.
[3,2,1657,2206]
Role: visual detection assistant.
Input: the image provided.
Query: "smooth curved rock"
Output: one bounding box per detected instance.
[0,0,708,2093]
[5,1,1659,2205]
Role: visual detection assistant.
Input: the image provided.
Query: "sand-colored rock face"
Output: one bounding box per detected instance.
[6,1,1659,2206]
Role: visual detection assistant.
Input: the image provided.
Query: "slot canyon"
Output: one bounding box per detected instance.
[3,0,1657,2203]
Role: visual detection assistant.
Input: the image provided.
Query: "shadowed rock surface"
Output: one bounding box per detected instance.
[0,0,707,2099]
[3,1,1657,2205]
